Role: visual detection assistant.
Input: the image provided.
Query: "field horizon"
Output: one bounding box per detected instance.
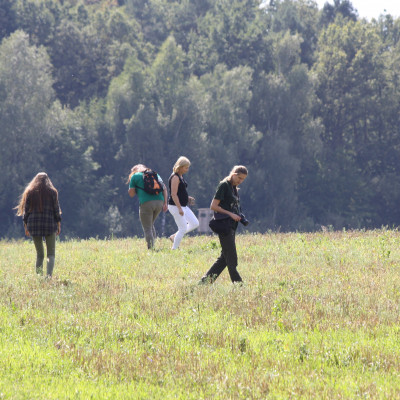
[1,230,400,399]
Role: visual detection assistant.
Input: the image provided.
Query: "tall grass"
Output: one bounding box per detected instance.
[1,230,400,399]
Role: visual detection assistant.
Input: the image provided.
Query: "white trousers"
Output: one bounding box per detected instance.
[168,205,199,249]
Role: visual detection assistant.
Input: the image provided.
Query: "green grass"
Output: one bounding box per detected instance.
[1,230,400,399]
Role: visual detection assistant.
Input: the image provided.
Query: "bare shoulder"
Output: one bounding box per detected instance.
[171,175,180,182]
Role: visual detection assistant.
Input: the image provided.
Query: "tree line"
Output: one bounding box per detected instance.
[1,0,400,239]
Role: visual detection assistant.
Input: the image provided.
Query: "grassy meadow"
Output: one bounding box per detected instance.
[1,230,400,399]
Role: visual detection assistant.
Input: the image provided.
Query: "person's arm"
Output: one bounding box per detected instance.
[162,184,168,212]
[24,223,30,237]
[53,192,62,224]
[210,199,241,221]
[23,196,30,237]
[170,175,184,216]
[128,187,136,198]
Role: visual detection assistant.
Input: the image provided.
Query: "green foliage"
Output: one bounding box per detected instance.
[0,31,55,235]
[319,0,358,26]
[2,0,400,237]
[187,0,273,75]
[43,102,116,238]
[125,0,169,47]
[14,0,59,45]
[188,64,257,207]
[0,0,17,41]
[49,16,120,107]
[312,20,400,227]
[249,30,321,229]
[266,0,320,65]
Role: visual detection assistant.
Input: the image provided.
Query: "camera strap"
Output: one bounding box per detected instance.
[229,181,241,214]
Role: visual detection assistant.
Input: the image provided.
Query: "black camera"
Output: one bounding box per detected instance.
[239,213,249,226]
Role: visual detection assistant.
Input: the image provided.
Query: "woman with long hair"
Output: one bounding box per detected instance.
[15,172,62,277]
[199,165,248,284]
[128,164,168,249]
[168,156,199,249]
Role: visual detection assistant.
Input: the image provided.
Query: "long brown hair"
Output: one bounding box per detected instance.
[126,164,147,184]
[15,172,59,216]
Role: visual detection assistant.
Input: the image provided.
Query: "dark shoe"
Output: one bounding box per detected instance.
[198,276,214,285]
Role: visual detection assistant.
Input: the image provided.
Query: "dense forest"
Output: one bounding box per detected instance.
[1,0,400,238]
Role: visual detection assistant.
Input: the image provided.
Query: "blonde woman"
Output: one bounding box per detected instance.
[168,156,199,249]
[15,172,62,277]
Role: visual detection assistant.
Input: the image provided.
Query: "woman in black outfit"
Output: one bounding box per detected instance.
[200,165,248,284]
[168,156,199,249]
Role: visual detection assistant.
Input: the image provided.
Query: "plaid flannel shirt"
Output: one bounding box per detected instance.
[23,191,61,237]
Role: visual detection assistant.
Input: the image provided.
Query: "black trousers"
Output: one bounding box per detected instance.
[201,228,243,283]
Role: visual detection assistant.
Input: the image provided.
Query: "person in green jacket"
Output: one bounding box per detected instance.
[128,164,168,249]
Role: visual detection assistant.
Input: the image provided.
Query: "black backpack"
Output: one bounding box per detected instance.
[141,169,163,195]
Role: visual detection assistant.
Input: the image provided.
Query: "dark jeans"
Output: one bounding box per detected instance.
[201,228,242,283]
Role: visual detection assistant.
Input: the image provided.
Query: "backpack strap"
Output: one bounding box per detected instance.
[133,170,150,192]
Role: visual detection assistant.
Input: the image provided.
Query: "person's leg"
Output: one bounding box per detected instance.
[45,234,56,277]
[221,230,242,283]
[139,202,155,249]
[200,230,237,283]
[168,205,188,249]
[32,236,44,275]
[150,201,163,246]
[183,207,199,234]
[200,250,227,283]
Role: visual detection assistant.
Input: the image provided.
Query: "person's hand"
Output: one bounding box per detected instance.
[230,212,241,222]
[24,225,30,237]
[188,196,195,206]
[57,222,61,236]
[163,203,168,212]
[179,207,184,216]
